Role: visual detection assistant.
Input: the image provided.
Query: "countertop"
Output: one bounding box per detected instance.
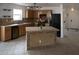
[0,22,31,27]
[26,26,59,32]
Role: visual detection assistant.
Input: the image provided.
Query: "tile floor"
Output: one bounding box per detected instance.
[0,31,79,55]
[0,36,26,55]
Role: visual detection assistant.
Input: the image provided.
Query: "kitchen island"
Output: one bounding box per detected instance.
[26,26,59,50]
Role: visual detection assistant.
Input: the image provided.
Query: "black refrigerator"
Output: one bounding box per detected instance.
[50,14,61,37]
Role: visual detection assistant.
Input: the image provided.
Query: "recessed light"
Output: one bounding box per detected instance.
[71,8,74,11]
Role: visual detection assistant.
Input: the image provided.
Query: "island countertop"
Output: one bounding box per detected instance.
[26,26,59,32]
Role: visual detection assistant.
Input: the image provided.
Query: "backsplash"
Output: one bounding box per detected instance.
[0,18,38,26]
[0,18,26,25]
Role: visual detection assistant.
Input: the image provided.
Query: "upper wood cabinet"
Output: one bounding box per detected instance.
[28,10,38,19]
[26,10,52,19]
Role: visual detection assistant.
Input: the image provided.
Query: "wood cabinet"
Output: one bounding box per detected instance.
[28,10,38,19]
[1,25,26,41]
[0,23,31,41]
[1,27,11,41]
[19,24,31,36]
[0,27,1,40]
[28,10,38,23]
[5,27,11,41]
[19,25,26,36]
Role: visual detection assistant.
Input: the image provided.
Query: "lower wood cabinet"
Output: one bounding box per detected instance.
[1,27,11,41]
[19,26,22,36]
[0,27,1,40]
[19,25,26,36]
[1,25,26,41]
[0,23,31,41]
[5,27,11,41]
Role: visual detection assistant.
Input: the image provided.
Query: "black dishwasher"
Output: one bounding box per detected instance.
[11,26,19,39]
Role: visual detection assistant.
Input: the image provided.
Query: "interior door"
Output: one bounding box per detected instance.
[69,11,79,28]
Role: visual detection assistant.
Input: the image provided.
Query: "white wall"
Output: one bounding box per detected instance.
[63,5,79,36]
[64,8,79,28]
[25,10,28,18]
[40,7,60,14]
[0,3,25,18]
[60,4,64,38]
[64,7,79,28]
[64,6,79,28]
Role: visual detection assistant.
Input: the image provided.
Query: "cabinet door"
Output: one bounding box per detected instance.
[19,26,22,36]
[21,25,26,35]
[19,25,26,36]
[5,27,11,41]
[28,10,38,19]
[0,27,1,40]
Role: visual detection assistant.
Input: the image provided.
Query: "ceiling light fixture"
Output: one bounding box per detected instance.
[26,3,41,10]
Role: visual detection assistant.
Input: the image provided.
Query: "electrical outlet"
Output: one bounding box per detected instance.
[71,19,72,22]
[39,40,42,44]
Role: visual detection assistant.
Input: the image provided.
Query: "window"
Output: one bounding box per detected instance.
[13,9,22,21]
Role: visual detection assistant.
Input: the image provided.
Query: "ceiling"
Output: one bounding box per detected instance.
[63,3,79,8]
[16,3,79,8]
[0,3,79,8]
[15,3,61,7]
